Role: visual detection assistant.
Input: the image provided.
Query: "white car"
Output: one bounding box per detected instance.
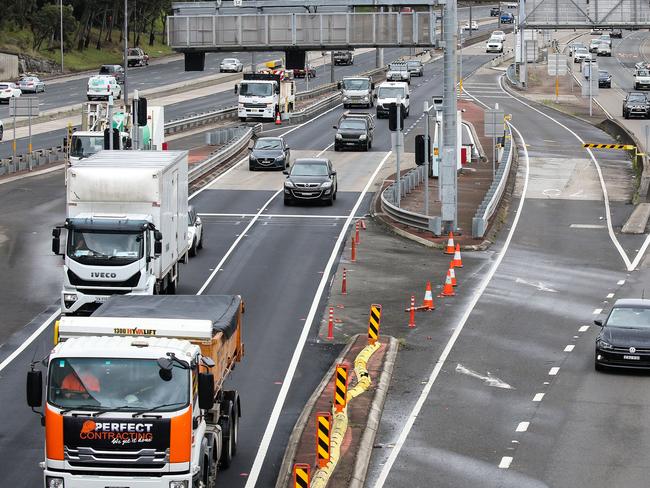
[491,30,507,42]
[589,39,601,53]
[635,68,650,90]
[463,21,479,31]
[486,38,504,53]
[0,82,21,104]
[187,206,204,257]
[87,75,122,101]
[386,62,411,84]
[597,42,612,56]
[220,58,243,73]
[573,47,590,63]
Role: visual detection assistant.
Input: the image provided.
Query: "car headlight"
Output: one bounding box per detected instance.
[275,154,285,161]
[321,181,333,188]
[336,134,343,140]
[359,134,367,140]
[46,477,64,488]
[63,293,78,303]
[169,482,189,488]
[363,96,369,101]
[597,339,614,350]
[284,180,295,188]
[343,96,349,102]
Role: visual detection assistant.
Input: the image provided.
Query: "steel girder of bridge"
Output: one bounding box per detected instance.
[167,11,437,53]
[522,0,650,29]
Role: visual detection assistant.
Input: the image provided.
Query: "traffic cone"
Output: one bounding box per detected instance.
[439,270,455,297]
[275,111,282,125]
[449,261,457,287]
[422,281,435,310]
[444,232,455,254]
[453,244,463,268]
[408,295,416,328]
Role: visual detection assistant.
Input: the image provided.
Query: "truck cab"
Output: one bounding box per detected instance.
[27,295,244,488]
[339,76,374,108]
[236,72,296,121]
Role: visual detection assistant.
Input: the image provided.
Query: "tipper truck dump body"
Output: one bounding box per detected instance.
[54,150,189,314]
[28,295,244,488]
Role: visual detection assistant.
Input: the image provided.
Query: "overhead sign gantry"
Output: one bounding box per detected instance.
[521,0,650,29]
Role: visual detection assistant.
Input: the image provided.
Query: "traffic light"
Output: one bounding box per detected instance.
[104,127,120,149]
[133,97,148,126]
[388,103,405,132]
[415,135,430,166]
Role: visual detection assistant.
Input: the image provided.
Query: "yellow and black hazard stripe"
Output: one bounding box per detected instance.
[583,143,635,150]
[293,463,310,488]
[334,364,348,413]
[368,304,382,345]
[316,413,331,467]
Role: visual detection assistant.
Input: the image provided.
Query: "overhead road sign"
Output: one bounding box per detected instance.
[522,0,650,29]
[583,143,635,150]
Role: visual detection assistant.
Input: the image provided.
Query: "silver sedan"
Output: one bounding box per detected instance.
[220,58,243,73]
[19,76,45,93]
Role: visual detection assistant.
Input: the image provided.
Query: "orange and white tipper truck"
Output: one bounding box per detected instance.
[26,295,244,488]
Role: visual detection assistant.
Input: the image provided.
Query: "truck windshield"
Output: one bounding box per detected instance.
[342,79,370,91]
[378,87,405,99]
[68,229,144,266]
[48,357,189,411]
[70,135,105,159]
[240,82,273,97]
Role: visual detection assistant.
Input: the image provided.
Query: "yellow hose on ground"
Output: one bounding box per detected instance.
[310,341,381,488]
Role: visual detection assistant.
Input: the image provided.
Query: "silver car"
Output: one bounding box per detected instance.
[19,76,45,93]
[220,58,243,73]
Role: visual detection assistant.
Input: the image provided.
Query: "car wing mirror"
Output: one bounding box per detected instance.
[282,170,289,175]
[331,170,337,176]
[594,319,603,327]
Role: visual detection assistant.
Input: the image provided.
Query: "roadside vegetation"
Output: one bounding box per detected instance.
[0,0,173,72]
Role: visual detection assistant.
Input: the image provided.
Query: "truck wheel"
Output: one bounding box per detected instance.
[198,233,204,250]
[190,238,198,257]
[167,274,178,295]
[218,401,235,469]
[224,391,240,455]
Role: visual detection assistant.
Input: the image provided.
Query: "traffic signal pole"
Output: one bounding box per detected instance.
[442,0,458,230]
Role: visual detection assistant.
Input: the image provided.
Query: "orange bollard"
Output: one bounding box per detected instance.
[360,219,367,230]
[408,295,416,328]
[351,232,357,262]
[341,268,347,295]
[355,221,360,244]
[327,307,334,340]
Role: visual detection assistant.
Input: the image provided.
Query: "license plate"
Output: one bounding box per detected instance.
[624,355,640,360]
[301,192,315,196]
[95,296,109,303]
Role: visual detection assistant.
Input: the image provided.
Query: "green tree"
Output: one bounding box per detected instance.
[30,3,77,51]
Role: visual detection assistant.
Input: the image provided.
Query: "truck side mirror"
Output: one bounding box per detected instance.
[371,82,375,89]
[337,82,342,89]
[234,84,238,95]
[26,370,43,408]
[51,228,61,255]
[154,230,163,256]
[198,373,215,410]
[373,93,377,99]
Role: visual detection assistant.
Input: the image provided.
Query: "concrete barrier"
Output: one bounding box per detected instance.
[0,52,19,80]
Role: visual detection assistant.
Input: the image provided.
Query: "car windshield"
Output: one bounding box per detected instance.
[378,86,405,99]
[576,48,588,54]
[48,357,189,411]
[339,119,367,130]
[407,61,421,68]
[99,66,115,74]
[629,94,646,101]
[606,307,650,329]
[22,77,36,83]
[128,49,139,55]
[239,82,273,97]
[493,31,505,36]
[599,71,609,77]
[291,162,329,176]
[342,79,370,91]
[70,135,105,159]
[254,139,282,150]
[488,38,501,43]
[67,229,144,266]
[389,64,407,71]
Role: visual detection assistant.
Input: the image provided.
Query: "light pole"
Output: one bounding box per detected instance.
[123,0,129,107]
[60,0,64,72]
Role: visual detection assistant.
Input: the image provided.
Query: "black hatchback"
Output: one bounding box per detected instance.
[595,299,650,370]
[283,158,337,206]
[249,137,290,170]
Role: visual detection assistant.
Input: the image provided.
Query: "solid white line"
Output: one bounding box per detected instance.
[564,345,575,352]
[198,213,355,219]
[196,190,282,295]
[593,308,603,314]
[372,123,531,488]
[532,393,545,402]
[515,421,530,432]
[606,293,614,299]
[548,367,560,376]
[579,325,590,332]
[244,150,392,488]
[498,456,513,469]
[617,279,625,285]
[0,308,61,373]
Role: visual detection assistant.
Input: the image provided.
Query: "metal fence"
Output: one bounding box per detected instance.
[472,124,514,238]
[380,165,442,236]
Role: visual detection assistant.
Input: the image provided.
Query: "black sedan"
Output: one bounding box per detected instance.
[595,299,650,370]
[249,137,290,170]
[490,7,500,16]
[283,158,337,206]
[598,70,612,88]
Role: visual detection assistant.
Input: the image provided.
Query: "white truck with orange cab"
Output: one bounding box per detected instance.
[26,295,244,488]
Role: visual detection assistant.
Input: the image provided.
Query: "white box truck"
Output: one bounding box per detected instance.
[236,72,296,121]
[52,150,189,314]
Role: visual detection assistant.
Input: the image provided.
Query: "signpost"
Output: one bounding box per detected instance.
[581,62,599,116]
[10,97,40,165]
[547,53,568,102]
[484,104,504,178]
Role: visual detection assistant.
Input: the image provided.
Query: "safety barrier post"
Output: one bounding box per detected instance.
[327,307,334,340]
[351,231,357,262]
[368,304,382,345]
[341,268,347,295]
[333,364,349,413]
[408,295,416,328]
[293,464,310,488]
[316,412,332,468]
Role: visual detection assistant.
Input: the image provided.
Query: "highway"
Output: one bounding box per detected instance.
[0,31,497,487]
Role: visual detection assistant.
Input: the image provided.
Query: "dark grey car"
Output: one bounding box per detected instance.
[407,60,424,77]
[622,92,650,119]
[334,112,374,151]
[283,158,337,206]
[249,137,290,170]
[99,65,125,84]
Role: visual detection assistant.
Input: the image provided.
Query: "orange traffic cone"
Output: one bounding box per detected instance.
[439,270,455,297]
[449,261,457,287]
[275,111,282,125]
[422,281,435,310]
[444,232,455,254]
[453,244,463,268]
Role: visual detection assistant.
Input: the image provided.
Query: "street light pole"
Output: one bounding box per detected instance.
[60,0,64,72]
[123,0,129,107]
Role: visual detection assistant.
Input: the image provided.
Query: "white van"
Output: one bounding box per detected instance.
[375,81,410,119]
[87,75,122,101]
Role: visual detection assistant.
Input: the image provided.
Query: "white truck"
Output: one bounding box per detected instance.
[52,150,189,315]
[236,72,296,121]
[26,294,244,488]
[69,102,165,164]
[635,68,650,90]
[386,61,411,84]
[338,76,375,109]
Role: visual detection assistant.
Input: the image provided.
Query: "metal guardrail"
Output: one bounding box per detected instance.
[380,165,442,236]
[472,123,514,238]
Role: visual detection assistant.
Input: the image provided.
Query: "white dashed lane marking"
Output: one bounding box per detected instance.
[533,393,545,402]
[617,279,625,285]
[606,293,614,299]
[515,422,530,432]
[579,325,590,332]
[593,308,603,314]
[564,345,575,352]
[498,457,513,469]
[548,367,560,376]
